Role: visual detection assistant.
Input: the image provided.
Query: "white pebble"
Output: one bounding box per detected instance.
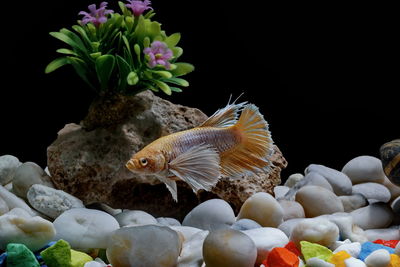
[364,249,390,267]
[342,156,386,184]
[278,218,305,237]
[182,199,235,231]
[350,203,393,229]
[284,173,304,187]
[0,185,38,216]
[0,155,21,185]
[0,196,9,215]
[290,218,339,248]
[170,226,202,242]
[54,208,120,249]
[27,184,84,219]
[352,182,391,203]
[339,194,368,212]
[157,217,181,227]
[237,192,284,227]
[274,185,290,199]
[344,257,367,267]
[0,208,56,251]
[306,257,335,267]
[231,219,262,231]
[333,242,361,258]
[177,230,208,267]
[243,227,289,265]
[364,228,400,241]
[320,213,368,243]
[395,241,400,255]
[114,210,157,227]
[305,164,352,195]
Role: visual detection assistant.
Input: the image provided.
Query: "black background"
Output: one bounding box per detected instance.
[1,1,398,180]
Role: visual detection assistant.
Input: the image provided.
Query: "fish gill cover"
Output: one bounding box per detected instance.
[45,1,194,96]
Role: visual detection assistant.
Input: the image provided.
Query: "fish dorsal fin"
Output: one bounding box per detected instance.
[169,144,221,193]
[156,174,178,202]
[199,100,247,128]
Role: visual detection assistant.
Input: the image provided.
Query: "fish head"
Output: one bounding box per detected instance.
[126,149,166,174]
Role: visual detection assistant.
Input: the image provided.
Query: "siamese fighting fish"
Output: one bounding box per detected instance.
[125,101,274,201]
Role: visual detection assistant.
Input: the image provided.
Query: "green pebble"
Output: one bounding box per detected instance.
[300,240,333,261]
[6,243,40,267]
[70,249,93,267]
[40,239,72,267]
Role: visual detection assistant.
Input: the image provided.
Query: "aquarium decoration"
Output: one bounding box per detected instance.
[45,1,194,96]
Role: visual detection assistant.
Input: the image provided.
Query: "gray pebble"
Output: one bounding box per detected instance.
[231,219,262,231]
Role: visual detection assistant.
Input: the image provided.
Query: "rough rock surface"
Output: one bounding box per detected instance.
[47,91,286,219]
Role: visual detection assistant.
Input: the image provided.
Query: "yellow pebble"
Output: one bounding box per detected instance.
[328,251,351,267]
[70,249,93,267]
[388,254,400,267]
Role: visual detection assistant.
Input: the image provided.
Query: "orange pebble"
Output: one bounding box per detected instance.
[388,254,400,267]
[265,247,299,267]
[328,251,351,267]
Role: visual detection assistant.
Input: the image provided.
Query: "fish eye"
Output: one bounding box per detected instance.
[139,158,148,166]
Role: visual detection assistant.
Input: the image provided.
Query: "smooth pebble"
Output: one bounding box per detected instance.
[203,228,257,267]
[344,257,367,267]
[243,227,289,265]
[390,195,400,213]
[305,164,352,195]
[273,185,290,199]
[231,219,262,231]
[321,213,368,243]
[295,185,344,217]
[182,199,235,231]
[342,156,386,184]
[0,208,56,251]
[364,228,400,241]
[290,218,339,248]
[114,210,157,227]
[284,173,304,188]
[170,226,203,242]
[0,196,9,215]
[364,249,391,267]
[107,225,181,267]
[54,208,120,249]
[383,176,400,200]
[157,217,181,227]
[177,230,208,267]
[237,192,284,227]
[278,218,305,237]
[339,194,368,212]
[12,162,53,199]
[27,184,84,219]
[333,242,361,258]
[0,185,38,216]
[278,200,305,220]
[351,203,394,230]
[306,257,335,267]
[0,155,21,185]
[352,182,391,203]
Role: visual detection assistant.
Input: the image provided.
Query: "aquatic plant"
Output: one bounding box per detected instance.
[45,1,194,96]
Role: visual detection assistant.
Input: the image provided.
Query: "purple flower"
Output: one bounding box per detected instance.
[79,2,114,27]
[144,41,173,69]
[125,0,153,16]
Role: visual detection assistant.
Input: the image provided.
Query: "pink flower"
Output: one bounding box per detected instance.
[79,2,114,27]
[144,41,173,69]
[125,0,153,16]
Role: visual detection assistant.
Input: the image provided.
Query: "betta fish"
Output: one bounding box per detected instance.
[125,100,273,201]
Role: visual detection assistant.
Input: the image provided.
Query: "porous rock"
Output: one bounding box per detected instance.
[47,91,286,219]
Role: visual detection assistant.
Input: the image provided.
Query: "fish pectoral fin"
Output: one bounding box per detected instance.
[169,144,221,193]
[156,174,178,202]
[199,99,247,128]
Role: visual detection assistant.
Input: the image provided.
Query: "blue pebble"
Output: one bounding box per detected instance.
[359,242,395,261]
[0,252,7,267]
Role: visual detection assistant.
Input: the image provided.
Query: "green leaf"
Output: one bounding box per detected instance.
[134,16,145,41]
[72,25,92,48]
[95,55,116,90]
[122,35,131,54]
[170,87,183,93]
[119,1,131,16]
[153,80,172,95]
[134,44,141,63]
[56,48,77,56]
[127,71,139,85]
[165,33,181,48]
[147,21,162,39]
[60,28,87,52]
[116,55,131,91]
[144,10,156,19]
[166,77,189,87]
[90,52,102,59]
[170,63,195,77]
[50,32,86,53]
[171,47,183,59]
[125,16,134,32]
[45,57,70,73]
[149,70,172,78]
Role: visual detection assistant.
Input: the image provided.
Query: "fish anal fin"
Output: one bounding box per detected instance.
[156,174,178,202]
[169,144,221,193]
[199,102,247,128]
[220,104,274,178]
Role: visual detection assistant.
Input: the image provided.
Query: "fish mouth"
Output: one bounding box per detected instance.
[125,159,137,171]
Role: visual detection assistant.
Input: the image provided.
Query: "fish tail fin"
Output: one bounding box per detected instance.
[220,104,274,177]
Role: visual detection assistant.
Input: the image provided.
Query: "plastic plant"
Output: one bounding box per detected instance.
[45,1,194,96]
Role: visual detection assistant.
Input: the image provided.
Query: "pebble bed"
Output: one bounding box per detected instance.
[0,154,400,267]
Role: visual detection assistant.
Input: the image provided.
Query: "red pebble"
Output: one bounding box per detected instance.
[263,247,299,267]
[373,239,399,248]
[285,241,301,257]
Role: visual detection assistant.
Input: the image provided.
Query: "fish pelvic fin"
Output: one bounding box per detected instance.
[199,98,247,128]
[156,174,178,202]
[169,144,221,193]
[220,104,274,178]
